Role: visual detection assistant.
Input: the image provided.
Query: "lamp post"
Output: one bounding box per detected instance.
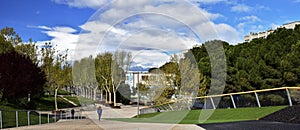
[137,72,140,118]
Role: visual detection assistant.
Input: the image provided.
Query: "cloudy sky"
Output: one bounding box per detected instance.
[1,0,300,69]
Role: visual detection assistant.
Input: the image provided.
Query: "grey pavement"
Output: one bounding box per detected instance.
[6,104,204,130]
[5,119,103,130]
[199,120,300,130]
[84,104,204,130]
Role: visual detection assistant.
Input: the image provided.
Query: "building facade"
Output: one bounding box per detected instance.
[244,21,300,42]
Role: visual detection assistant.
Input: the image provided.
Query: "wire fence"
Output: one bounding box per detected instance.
[140,87,300,114]
[0,109,84,129]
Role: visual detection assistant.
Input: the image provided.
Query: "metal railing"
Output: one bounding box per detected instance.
[139,87,300,114]
[0,109,84,129]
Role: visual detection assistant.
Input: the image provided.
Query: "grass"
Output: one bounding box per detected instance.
[57,89,71,95]
[36,96,77,111]
[109,106,287,124]
[0,105,56,128]
[77,96,97,105]
[0,94,80,128]
[63,96,81,106]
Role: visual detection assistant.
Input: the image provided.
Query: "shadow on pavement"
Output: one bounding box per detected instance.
[198,120,300,130]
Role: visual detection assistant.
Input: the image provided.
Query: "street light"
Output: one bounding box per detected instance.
[137,72,140,118]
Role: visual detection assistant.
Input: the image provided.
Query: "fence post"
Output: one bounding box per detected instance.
[39,113,41,125]
[16,111,18,127]
[27,111,30,126]
[0,111,2,129]
[286,88,293,106]
[54,112,56,122]
[230,95,237,108]
[254,92,261,108]
[47,113,50,124]
[60,111,62,119]
[210,97,216,109]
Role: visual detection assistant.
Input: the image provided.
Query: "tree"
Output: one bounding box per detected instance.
[40,42,70,110]
[0,51,46,108]
[15,39,39,64]
[136,83,150,97]
[0,27,19,54]
[95,52,113,103]
[111,50,131,106]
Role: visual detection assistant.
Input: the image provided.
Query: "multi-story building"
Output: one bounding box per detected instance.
[125,71,152,96]
[244,21,300,42]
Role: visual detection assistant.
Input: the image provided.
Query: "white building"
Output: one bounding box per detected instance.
[125,71,151,94]
[283,21,300,29]
[244,21,300,42]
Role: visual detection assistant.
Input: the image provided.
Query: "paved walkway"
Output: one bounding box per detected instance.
[6,104,204,130]
[8,119,103,130]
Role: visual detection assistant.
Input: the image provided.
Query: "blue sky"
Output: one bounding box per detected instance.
[1,0,300,68]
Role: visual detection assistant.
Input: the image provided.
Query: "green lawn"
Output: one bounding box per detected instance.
[63,96,81,106]
[0,105,56,128]
[0,94,81,128]
[109,106,287,124]
[57,89,71,95]
[77,96,97,105]
[36,96,77,111]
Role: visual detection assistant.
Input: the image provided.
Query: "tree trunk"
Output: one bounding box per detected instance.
[113,90,117,106]
[108,92,112,103]
[105,90,108,103]
[100,89,103,101]
[94,88,97,100]
[54,88,58,110]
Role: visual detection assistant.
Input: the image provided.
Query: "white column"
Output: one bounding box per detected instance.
[16,111,18,127]
[286,88,293,106]
[27,111,30,126]
[230,95,236,108]
[210,97,216,109]
[254,92,261,108]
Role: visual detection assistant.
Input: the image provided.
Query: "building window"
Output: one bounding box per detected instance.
[142,75,149,81]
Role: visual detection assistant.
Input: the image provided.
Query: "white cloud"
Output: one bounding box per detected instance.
[34,26,78,61]
[48,0,241,67]
[191,0,227,4]
[240,15,261,23]
[131,50,170,68]
[231,4,251,12]
[237,15,261,37]
[51,0,109,9]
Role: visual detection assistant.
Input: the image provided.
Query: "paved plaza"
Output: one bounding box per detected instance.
[6,104,204,130]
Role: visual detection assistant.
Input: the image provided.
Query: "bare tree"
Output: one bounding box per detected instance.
[111,50,131,106]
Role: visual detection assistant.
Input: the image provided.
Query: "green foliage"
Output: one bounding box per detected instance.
[63,96,81,106]
[57,89,71,95]
[189,27,300,93]
[0,27,21,54]
[260,94,285,106]
[77,96,97,105]
[0,51,46,109]
[35,96,77,111]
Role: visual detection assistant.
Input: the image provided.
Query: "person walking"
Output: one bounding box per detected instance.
[97,106,102,121]
[71,109,75,119]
